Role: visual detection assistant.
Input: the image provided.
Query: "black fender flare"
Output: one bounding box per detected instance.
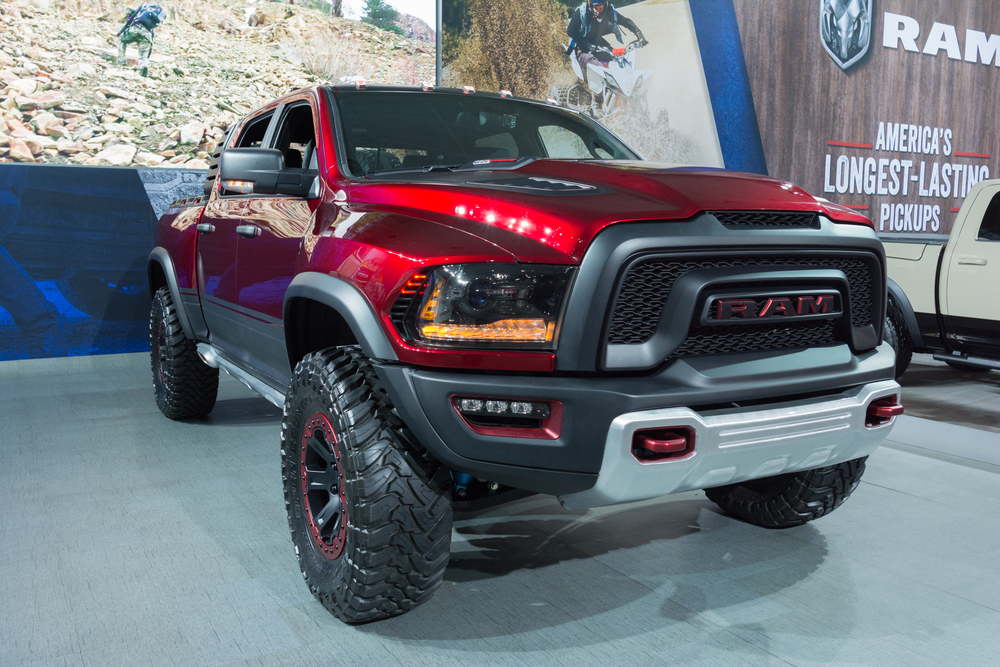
[887,278,926,350]
[148,247,195,339]
[283,272,399,362]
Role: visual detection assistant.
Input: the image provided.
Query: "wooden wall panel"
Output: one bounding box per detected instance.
[733,0,1000,235]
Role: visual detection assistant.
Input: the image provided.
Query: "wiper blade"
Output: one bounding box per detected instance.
[364,164,463,176]
[423,164,464,172]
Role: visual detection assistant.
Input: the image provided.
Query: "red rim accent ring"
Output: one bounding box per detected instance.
[300,412,347,560]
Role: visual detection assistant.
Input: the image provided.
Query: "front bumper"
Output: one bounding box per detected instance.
[557,379,900,509]
[374,343,899,499]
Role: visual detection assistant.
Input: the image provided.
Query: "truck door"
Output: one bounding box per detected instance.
[941,183,1000,358]
[198,111,274,360]
[235,100,320,388]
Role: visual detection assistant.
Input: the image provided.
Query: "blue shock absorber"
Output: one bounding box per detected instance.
[451,470,475,498]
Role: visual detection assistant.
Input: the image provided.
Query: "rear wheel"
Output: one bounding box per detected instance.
[549,83,569,106]
[565,83,592,113]
[281,347,452,623]
[705,457,868,528]
[150,287,218,419]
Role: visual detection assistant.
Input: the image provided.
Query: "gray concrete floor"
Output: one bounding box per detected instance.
[898,353,1000,434]
[2,353,1000,666]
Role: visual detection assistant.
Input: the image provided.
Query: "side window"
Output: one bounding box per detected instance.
[538,125,619,159]
[236,112,272,148]
[977,192,1000,241]
[271,103,317,170]
[538,125,591,159]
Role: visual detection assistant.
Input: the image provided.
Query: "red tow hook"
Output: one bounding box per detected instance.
[632,427,695,462]
[866,395,904,427]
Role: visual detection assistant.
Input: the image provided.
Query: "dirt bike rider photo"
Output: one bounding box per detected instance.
[567,0,648,90]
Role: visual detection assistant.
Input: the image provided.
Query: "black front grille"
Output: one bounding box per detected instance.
[670,320,836,359]
[607,254,875,347]
[710,211,819,228]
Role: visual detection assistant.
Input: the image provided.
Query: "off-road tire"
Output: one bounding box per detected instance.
[884,300,912,379]
[705,457,868,528]
[549,83,570,106]
[281,347,452,624]
[565,82,592,113]
[150,287,219,419]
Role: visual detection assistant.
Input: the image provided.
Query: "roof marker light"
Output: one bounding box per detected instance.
[546,97,558,105]
[463,85,476,94]
[421,81,434,91]
[355,78,366,89]
[499,89,512,97]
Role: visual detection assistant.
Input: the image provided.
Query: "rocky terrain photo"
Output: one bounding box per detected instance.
[0,0,435,167]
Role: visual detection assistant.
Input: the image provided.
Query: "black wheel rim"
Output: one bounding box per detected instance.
[300,413,347,560]
[154,316,167,395]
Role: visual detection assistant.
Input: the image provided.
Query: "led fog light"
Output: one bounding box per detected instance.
[452,396,563,439]
[455,397,551,419]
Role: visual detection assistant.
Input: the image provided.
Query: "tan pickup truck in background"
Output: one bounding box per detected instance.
[884,179,1000,376]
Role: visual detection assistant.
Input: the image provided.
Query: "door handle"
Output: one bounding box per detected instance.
[957,256,987,266]
[235,224,261,238]
[195,223,215,234]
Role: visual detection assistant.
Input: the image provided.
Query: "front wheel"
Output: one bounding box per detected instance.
[281,348,452,623]
[705,457,868,528]
[150,287,219,419]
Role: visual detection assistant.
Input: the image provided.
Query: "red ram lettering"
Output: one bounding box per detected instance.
[758,298,795,317]
[717,299,758,318]
[797,295,833,315]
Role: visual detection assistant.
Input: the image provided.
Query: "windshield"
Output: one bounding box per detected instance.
[332,90,639,176]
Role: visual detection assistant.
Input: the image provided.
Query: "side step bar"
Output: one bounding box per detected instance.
[196,343,286,408]
[933,353,1000,370]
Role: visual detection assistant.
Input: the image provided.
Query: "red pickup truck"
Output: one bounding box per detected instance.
[148,85,901,622]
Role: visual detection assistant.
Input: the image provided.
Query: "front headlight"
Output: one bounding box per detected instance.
[393,264,575,350]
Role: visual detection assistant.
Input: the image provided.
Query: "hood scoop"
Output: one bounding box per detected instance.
[474,175,606,195]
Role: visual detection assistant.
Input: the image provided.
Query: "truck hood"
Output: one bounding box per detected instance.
[344,159,870,264]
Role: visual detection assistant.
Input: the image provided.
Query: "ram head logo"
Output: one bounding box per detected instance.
[821,0,873,70]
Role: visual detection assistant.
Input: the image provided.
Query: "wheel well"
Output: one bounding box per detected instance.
[148,260,167,297]
[285,297,359,369]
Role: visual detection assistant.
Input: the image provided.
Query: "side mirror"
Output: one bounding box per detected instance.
[219,148,319,198]
[219,148,284,195]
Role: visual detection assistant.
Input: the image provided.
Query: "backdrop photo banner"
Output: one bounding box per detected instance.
[734,0,1000,237]
[0,0,435,361]
[442,0,1000,238]
[5,0,999,361]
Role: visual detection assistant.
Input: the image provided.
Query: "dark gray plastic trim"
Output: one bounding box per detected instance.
[555,214,887,371]
[373,364,598,496]
[370,343,895,493]
[603,267,852,370]
[148,247,194,339]
[887,278,927,349]
[283,272,398,361]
